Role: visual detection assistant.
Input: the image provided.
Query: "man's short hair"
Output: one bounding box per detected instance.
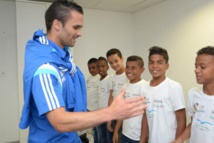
[45,0,83,32]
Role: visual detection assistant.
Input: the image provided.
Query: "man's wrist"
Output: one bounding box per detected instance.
[102,107,115,122]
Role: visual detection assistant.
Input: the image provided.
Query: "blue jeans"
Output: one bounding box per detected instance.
[97,123,108,143]
[93,126,99,143]
[121,134,139,143]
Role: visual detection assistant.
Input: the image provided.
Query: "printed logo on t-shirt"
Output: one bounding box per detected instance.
[193,103,214,132]
[195,118,213,132]
[112,81,116,88]
[87,79,90,84]
[193,102,205,113]
[117,83,124,89]
[112,82,123,94]
[153,99,164,108]
[144,97,150,104]
[99,87,106,94]
[146,108,155,118]
[124,92,139,99]
[87,81,98,89]
[145,97,155,117]
[209,114,214,121]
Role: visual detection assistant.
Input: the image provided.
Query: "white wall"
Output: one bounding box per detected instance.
[75,9,134,78]
[15,1,134,142]
[16,1,48,142]
[134,0,214,102]
[1,0,214,142]
[0,0,19,142]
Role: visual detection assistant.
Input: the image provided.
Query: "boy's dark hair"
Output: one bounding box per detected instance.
[197,46,214,56]
[45,0,83,32]
[149,46,169,63]
[88,58,97,64]
[106,48,122,58]
[97,56,108,65]
[127,56,144,68]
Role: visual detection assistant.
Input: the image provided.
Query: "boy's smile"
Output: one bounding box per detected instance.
[148,54,169,80]
[126,61,144,83]
[97,60,109,79]
[88,63,98,76]
[107,54,124,74]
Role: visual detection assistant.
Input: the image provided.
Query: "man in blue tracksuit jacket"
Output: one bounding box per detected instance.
[19,0,147,142]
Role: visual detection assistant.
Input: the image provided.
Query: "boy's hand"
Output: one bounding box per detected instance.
[169,139,183,143]
[107,121,113,132]
[113,132,119,143]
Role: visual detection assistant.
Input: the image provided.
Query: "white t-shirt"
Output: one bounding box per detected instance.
[141,77,185,143]
[98,75,110,109]
[188,87,214,143]
[86,74,100,111]
[109,72,129,99]
[122,79,147,141]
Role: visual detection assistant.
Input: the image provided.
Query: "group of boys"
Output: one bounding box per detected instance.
[85,46,214,143]
[18,0,214,142]
[85,49,128,143]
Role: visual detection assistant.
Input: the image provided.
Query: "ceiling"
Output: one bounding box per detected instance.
[29,0,166,13]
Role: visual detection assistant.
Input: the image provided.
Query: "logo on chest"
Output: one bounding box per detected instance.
[153,99,164,108]
[193,102,205,113]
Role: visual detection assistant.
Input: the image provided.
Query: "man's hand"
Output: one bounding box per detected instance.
[109,88,147,120]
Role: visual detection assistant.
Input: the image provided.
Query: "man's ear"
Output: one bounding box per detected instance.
[52,19,62,31]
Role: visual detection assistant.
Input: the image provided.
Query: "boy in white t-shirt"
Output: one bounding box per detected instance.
[140,46,186,143]
[96,56,111,143]
[84,58,100,143]
[87,58,100,111]
[113,55,147,143]
[172,46,214,143]
[106,48,129,143]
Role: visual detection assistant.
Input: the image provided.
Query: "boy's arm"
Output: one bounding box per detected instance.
[107,90,114,132]
[108,89,113,106]
[175,108,186,139]
[170,121,192,143]
[113,120,123,143]
[140,111,148,143]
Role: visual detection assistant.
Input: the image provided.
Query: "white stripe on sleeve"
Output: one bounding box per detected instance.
[39,74,52,111]
[43,74,56,109]
[47,74,60,108]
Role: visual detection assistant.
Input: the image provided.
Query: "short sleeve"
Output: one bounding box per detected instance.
[32,64,65,116]
[170,83,186,111]
[187,90,194,117]
[108,75,113,90]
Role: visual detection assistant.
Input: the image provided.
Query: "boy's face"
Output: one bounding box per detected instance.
[195,54,214,85]
[88,63,98,76]
[97,60,109,78]
[125,61,144,83]
[148,54,169,79]
[107,54,124,72]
